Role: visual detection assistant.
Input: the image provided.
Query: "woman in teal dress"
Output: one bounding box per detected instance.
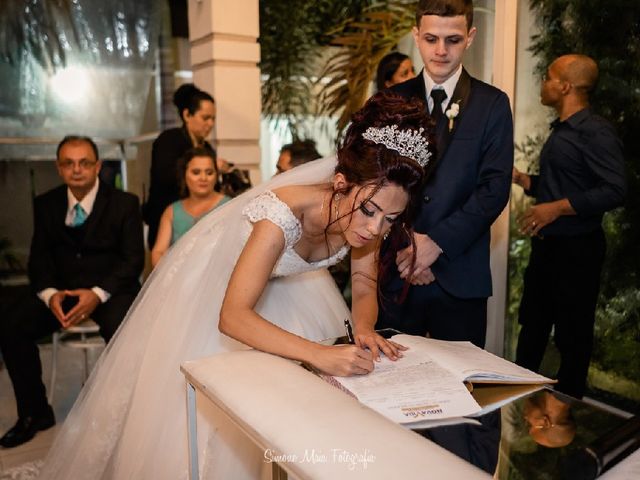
[151,147,230,267]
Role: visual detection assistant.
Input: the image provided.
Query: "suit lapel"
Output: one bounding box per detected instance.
[51,187,75,242]
[410,73,427,103]
[435,68,472,162]
[83,182,108,242]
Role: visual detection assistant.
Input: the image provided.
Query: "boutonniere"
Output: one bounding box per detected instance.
[445,101,461,132]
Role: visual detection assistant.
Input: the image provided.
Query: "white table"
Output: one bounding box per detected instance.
[180,350,490,479]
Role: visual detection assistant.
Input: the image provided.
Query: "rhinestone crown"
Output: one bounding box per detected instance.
[362,125,432,168]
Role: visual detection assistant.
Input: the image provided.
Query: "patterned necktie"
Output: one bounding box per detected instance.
[430,88,448,125]
[71,203,87,227]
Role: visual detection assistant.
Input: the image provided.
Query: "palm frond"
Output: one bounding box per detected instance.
[259,0,373,139]
[316,2,416,133]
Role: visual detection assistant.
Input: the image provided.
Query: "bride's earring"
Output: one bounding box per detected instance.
[333,193,340,221]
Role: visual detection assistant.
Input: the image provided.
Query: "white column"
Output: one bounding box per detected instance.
[187,0,262,183]
[486,0,519,356]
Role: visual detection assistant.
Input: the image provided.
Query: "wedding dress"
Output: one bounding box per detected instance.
[39,156,350,479]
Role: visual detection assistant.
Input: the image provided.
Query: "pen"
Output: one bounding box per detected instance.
[344,318,355,344]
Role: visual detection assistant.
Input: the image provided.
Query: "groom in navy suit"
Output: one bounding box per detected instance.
[377,0,514,347]
[0,136,144,448]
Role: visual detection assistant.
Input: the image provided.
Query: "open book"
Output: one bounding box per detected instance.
[322,334,554,427]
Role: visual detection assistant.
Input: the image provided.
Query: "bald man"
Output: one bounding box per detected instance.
[512,54,627,398]
[523,391,575,448]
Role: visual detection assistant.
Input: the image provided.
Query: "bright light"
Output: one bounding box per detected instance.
[49,66,89,104]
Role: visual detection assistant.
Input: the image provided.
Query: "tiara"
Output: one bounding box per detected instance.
[362,124,432,168]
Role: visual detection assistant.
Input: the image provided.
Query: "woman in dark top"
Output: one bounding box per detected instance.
[375,51,415,92]
[150,148,230,268]
[143,84,219,249]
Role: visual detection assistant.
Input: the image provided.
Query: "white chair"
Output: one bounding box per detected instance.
[49,319,104,403]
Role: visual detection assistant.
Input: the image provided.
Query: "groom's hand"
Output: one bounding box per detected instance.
[409,267,435,286]
[396,233,442,280]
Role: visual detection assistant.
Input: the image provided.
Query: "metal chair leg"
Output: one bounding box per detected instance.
[49,332,59,403]
[81,332,89,382]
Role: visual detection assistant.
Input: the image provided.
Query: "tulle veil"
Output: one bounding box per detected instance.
[38,156,350,479]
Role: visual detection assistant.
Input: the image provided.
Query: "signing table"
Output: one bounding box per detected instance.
[180,350,491,479]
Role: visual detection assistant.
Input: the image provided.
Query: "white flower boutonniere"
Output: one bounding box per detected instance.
[445,101,461,132]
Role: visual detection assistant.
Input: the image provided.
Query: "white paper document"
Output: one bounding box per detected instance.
[327,334,553,426]
[395,335,552,384]
[335,346,481,423]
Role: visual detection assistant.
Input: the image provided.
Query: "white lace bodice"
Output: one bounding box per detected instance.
[242,190,350,277]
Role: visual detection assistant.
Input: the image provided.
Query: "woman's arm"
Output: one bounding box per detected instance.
[220,220,374,376]
[351,241,405,361]
[150,206,174,267]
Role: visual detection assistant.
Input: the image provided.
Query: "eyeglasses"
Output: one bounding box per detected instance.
[58,160,97,170]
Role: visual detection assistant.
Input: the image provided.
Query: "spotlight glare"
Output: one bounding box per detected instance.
[50,67,89,103]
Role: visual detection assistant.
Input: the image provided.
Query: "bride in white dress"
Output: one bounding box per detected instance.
[38,91,434,479]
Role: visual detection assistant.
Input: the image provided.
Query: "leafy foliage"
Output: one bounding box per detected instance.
[259,0,370,138]
[316,1,416,132]
[505,136,543,360]
[259,0,418,138]
[0,235,23,277]
[528,0,640,293]
[510,1,640,389]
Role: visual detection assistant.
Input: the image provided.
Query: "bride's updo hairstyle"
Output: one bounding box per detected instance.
[333,90,435,298]
[335,89,433,206]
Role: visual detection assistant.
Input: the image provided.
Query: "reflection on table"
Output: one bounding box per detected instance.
[423,387,636,480]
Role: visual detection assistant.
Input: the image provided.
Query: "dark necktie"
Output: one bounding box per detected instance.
[430,88,448,125]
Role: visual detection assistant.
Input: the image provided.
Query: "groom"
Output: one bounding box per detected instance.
[377,0,514,347]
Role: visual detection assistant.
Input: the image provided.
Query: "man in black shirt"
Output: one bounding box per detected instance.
[512,54,627,398]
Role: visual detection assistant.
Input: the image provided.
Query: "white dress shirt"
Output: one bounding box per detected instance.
[423,65,463,114]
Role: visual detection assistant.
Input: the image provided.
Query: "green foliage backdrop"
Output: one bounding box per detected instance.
[259,0,371,138]
[508,0,640,400]
[259,1,416,138]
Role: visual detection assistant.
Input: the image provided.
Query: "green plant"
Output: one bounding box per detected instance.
[259,0,370,138]
[528,0,640,295]
[508,1,640,399]
[505,134,543,359]
[0,235,23,277]
[316,1,416,132]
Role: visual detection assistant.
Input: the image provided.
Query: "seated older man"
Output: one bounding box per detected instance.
[0,135,144,448]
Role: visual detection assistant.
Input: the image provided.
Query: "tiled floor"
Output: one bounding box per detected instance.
[0,342,104,472]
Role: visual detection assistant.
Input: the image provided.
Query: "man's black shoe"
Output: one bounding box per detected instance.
[0,409,55,448]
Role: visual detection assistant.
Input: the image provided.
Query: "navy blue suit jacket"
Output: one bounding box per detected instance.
[391,69,514,298]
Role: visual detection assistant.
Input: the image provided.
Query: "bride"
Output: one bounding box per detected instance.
[38,90,434,479]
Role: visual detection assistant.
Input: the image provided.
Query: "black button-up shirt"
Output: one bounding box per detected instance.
[526,108,627,236]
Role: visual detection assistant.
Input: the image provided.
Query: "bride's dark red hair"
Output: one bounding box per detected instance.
[333,90,436,304]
